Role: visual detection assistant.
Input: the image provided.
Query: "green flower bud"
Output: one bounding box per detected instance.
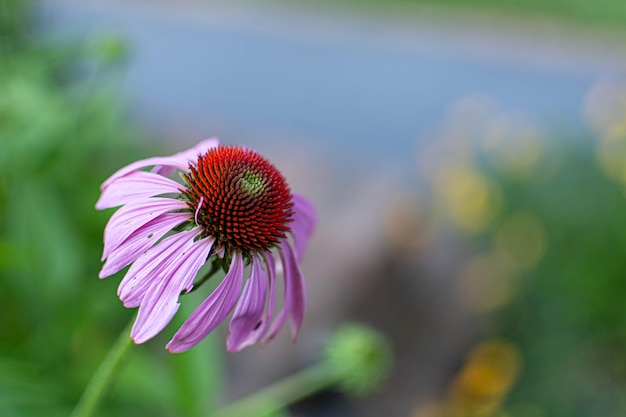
[323,324,393,397]
[89,32,129,66]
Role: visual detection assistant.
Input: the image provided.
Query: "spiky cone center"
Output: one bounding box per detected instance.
[184,146,294,257]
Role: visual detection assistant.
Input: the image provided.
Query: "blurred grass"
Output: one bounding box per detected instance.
[421,95,626,415]
[490,146,626,416]
[403,0,626,26]
[0,1,222,416]
[454,143,626,416]
[325,0,626,29]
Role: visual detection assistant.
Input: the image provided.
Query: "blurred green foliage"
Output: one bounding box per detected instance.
[331,0,626,28]
[471,143,626,416]
[414,0,626,26]
[0,2,222,416]
[0,0,32,54]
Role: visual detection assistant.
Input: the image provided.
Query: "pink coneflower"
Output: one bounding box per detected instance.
[96,139,316,353]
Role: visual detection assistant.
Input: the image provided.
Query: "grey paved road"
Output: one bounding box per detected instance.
[40,0,626,177]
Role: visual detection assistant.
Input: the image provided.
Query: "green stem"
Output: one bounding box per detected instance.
[214,365,337,417]
[70,317,134,417]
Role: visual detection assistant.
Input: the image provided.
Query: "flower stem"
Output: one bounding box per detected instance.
[214,364,337,417]
[70,317,134,417]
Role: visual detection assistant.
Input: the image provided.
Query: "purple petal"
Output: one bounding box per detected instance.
[130,235,214,343]
[281,241,306,337]
[131,235,214,344]
[152,138,220,177]
[96,171,183,210]
[101,138,219,189]
[166,251,244,353]
[257,253,277,341]
[102,157,189,191]
[262,241,306,343]
[226,254,268,352]
[290,193,317,260]
[102,198,186,261]
[99,212,190,278]
[117,229,201,308]
[174,138,219,165]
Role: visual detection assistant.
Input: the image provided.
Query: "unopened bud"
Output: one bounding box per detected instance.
[323,324,393,396]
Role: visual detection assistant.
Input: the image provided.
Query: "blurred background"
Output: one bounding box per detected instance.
[2,0,626,416]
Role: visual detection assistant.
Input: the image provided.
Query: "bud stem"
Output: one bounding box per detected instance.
[214,364,338,417]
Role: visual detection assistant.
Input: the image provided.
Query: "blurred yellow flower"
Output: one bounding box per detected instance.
[434,164,501,234]
[482,115,543,180]
[449,340,521,417]
[412,340,522,417]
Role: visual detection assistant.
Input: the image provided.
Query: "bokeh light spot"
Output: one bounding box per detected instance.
[434,164,500,234]
[450,339,522,417]
[458,252,520,313]
[494,212,546,270]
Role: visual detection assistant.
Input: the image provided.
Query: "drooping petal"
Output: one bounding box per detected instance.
[102,198,186,261]
[257,253,276,341]
[101,138,219,189]
[166,251,244,353]
[281,241,306,337]
[262,240,306,343]
[262,258,288,343]
[131,235,214,344]
[290,193,317,260]
[226,254,268,352]
[96,171,183,210]
[99,212,190,278]
[117,229,201,308]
